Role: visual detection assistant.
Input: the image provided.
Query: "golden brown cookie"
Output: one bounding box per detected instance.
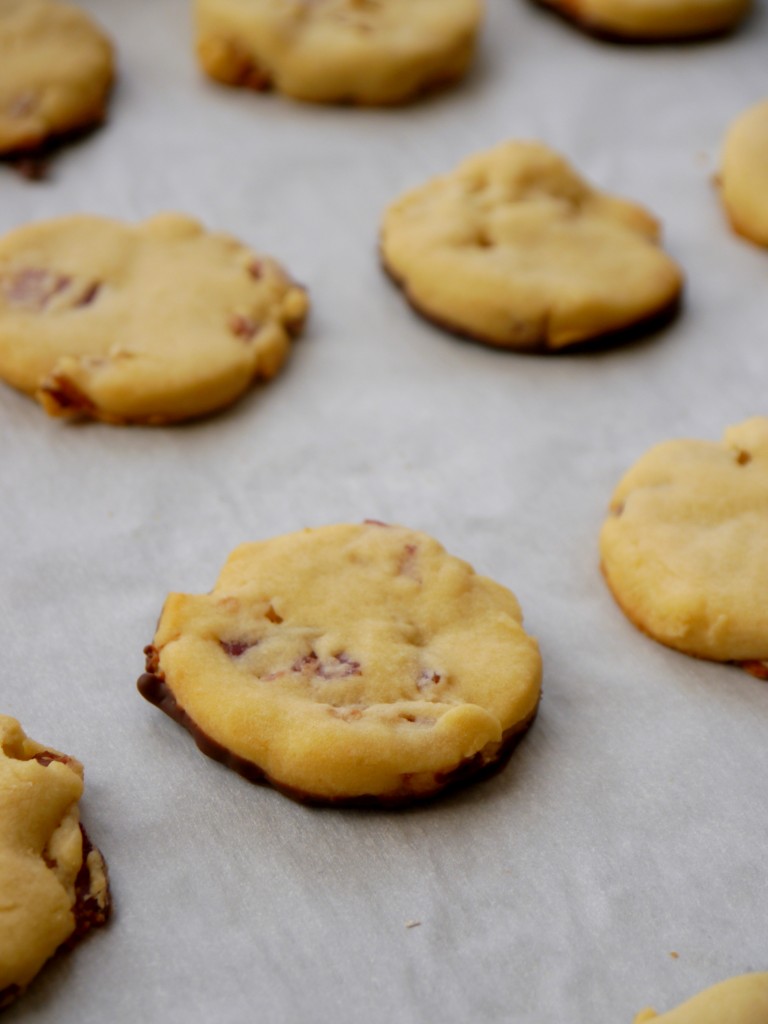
[721,99,768,248]
[138,522,542,805]
[535,0,750,40]
[0,715,110,1010]
[634,973,768,1023]
[194,0,482,105]
[0,0,114,157]
[381,141,683,351]
[600,418,768,675]
[0,213,308,424]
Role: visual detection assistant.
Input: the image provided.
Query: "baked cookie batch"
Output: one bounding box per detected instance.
[2,0,765,1015]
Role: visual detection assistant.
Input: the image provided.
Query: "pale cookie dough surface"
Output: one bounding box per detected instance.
[0,0,114,155]
[600,417,768,669]
[536,0,750,40]
[0,213,308,424]
[721,100,768,248]
[634,973,768,1023]
[0,715,109,1010]
[380,141,683,351]
[139,522,542,804]
[194,0,482,105]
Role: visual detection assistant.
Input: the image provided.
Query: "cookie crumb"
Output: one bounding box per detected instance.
[669,951,679,959]
[405,920,421,929]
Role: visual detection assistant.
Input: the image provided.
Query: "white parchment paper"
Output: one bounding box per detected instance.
[2,1,768,1021]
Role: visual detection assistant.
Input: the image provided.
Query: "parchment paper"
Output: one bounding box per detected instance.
[2,1,767,1021]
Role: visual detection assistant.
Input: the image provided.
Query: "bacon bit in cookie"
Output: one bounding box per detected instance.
[611,501,625,517]
[248,260,264,280]
[144,644,161,675]
[741,660,768,681]
[39,376,96,416]
[364,519,390,527]
[417,670,441,691]
[291,650,362,679]
[735,449,752,465]
[33,751,72,768]
[398,543,420,579]
[220,639,256,658]
[75,281,102,308]
[265,604,283,624]
[229,313,260,340]
[2,267,71,310]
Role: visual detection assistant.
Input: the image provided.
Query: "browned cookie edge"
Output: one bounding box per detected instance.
[138,650,539,808]
[600,559,768,678]
[528,0,749,43]
[380,247,682,354]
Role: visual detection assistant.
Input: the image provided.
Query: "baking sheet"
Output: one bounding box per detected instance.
[2,1,768,1021]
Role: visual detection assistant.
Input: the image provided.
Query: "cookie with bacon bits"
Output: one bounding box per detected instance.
[139,522,542,805]
[0,715,110,1010]
[0,0,113,157]
[600,417,768,677]
[194,0,482,106]
[0,213,308,424]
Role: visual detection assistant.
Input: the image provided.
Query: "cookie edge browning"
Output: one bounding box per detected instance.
[380,245,682,354]
[529,0,751,42]
[137,656,540,808]
[599,560,768,680]
[0,5,115,159]
[0,807,111,1010]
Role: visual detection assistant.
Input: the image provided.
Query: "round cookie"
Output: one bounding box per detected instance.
[634,973,768,1022]
[380,141,683,351]
[138,522,542,805]
[0,715,110,1010]
[0,213,308,424]
[534,0,750,40]
[721,100,768,248]
[194,0,482,106]
[0,0,114,156]
[600,417,768,676]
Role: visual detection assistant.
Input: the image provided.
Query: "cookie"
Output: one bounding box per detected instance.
[534,0,750,40]
[0,715,110,1010]
[600,417,768,676]
[634,973,768,1022]
[138,522,542,805]
[0,213,308,424]
[194,0,482,106]
[380,141,683,351]
[721,100,768,248]
[0,0,114,157]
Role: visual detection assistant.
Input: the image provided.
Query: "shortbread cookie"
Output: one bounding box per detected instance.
[0,0,113,156]
[381,141,683,351]
[600,418,768,676]
[721,100,768,248]
[0,716,110,1010]
[535,0,750,40]
[138,522,542,805]
[634,973,768,1022]
[0,213,308,424]
[195,0,482,105]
